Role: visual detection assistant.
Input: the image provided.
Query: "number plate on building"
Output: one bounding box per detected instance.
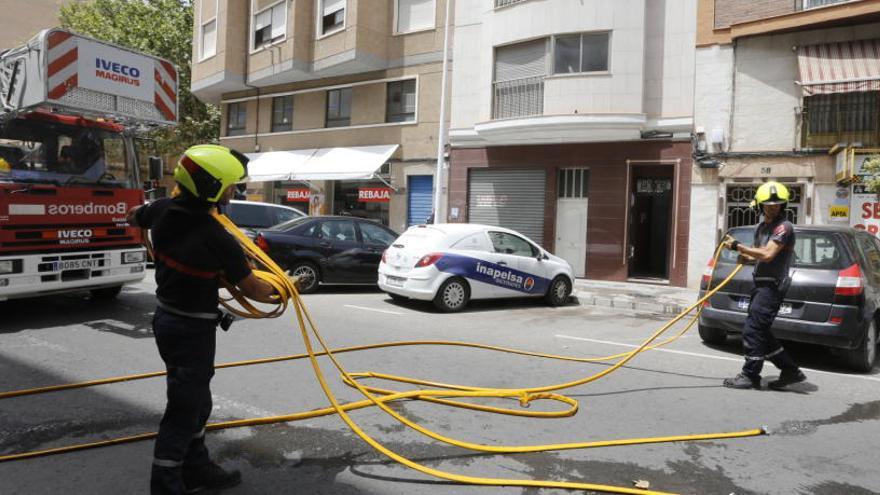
[54,259,100,271]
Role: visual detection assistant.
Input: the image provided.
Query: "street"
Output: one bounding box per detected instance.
[1,273,879,495]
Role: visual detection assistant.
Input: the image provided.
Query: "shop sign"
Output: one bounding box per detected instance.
[851,183,880,236]
[358,187,391,202]
[287,188,311,201]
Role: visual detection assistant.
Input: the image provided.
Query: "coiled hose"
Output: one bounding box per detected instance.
[0,213,753,495]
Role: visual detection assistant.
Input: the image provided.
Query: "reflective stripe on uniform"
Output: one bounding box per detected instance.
[153,457,184,468]
[154,250,218,279]
[745,347,785,361]
[157,301,218,321]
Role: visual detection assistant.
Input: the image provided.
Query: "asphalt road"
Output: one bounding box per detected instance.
[1,272,878,495]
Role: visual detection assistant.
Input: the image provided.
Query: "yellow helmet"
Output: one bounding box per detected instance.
[173,144,248,203]
[750,181,790,208]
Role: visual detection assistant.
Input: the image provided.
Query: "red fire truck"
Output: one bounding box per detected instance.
[0,28,177,301]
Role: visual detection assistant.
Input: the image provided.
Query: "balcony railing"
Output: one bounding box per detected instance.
[801,94,880,148]
[492,76,544,120]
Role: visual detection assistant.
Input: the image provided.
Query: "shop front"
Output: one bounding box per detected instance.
[448,141,692,286]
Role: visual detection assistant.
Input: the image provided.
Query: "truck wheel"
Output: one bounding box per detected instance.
[433,277,469,313]
[289,262,320,294]
[698,323,727,345]
[544,276,572,306]
[90,286,122,300]
[841,320,877,372]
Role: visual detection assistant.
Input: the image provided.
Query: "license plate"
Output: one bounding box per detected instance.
[385,276,405,288]
[54,259,100,271]
[737,297,750,310]
[778,303,792,316]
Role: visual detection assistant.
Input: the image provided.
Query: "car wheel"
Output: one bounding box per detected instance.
[841,319,877,372]
[433,277,470,313]
[698,323,727,345]
[544,276,572,306]
[289,262,320,294]
[90,285,122,300]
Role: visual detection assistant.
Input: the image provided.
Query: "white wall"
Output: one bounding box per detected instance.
[686,182,720,287]
[643,0,697,120]
[693,44,733,153]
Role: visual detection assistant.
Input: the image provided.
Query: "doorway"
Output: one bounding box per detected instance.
[555,168,589,277]
[628,166,673,280]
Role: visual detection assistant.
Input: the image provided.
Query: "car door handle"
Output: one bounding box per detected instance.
[319,241,331,247]
[497,261,507,266]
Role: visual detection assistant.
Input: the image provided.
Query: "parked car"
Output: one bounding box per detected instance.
[699,225,880,371]
[224,200,306,239]
[254,215,398,293]
[377,223,574,312]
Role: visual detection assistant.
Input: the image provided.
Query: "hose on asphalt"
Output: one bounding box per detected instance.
[0,214,754,495]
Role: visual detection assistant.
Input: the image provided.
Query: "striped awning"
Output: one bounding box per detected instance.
[796,39,880,96]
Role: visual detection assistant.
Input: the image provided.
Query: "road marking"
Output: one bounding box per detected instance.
[555,334,880,383]
[344,304,405,315]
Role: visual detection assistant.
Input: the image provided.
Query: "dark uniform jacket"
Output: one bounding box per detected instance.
[752,215,795,286]
[136,197,251,314]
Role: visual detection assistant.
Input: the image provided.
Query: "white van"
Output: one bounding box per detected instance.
[378,223,574,312]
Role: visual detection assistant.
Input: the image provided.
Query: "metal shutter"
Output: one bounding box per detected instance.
[407,175,434,226]
[468,168,546,246]
[494,39,547,82]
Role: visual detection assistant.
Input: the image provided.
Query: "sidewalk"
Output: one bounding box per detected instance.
[572,279,700,316]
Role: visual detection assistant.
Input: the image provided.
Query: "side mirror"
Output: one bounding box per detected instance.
[148,156,164,181]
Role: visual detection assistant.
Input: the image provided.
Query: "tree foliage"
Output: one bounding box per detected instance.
[863,154,880,193]
[59,0,218,158]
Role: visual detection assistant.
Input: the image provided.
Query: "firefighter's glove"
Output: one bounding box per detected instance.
[723,235,739,252]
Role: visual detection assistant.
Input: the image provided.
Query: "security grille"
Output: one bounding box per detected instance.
[726,184,802,229]
[493,39,546,120]
[493,77,544,119]
[557,168,589,198]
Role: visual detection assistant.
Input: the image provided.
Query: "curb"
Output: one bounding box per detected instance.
[572,287,698,316]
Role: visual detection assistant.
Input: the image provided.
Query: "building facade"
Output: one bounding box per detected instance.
[0,0,84,50]
[447,0,697,286]
[191,0,451,233]
[688,0,880,286]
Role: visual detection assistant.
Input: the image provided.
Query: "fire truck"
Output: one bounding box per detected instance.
[0,28,177,301]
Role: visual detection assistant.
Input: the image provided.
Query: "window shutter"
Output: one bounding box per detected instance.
[271,4,286,39]
[201,20,217,59]
[323,0,345,16]
[495,39,547,82]
[254,9,271,31]
[397,0,434,33]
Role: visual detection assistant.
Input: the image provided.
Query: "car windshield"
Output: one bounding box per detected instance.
[721,228,846,269]
[0,117,130,188]
[267,215,312,232]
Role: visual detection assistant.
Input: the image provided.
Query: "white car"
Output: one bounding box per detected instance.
[378,223,574,312]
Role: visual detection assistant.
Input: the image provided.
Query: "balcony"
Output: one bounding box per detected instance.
[492,76,544,120]
[798,0,859,10]
[801,92,880,148]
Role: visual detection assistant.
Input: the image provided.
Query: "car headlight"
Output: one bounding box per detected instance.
[0,260,17,275]
[123,251,146,264]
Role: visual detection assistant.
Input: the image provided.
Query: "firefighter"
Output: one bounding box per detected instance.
[722,181,807,390]
[127,144,276,494]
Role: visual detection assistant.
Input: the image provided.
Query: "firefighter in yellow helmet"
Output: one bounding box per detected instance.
[126,145,276,494]
[722,181,806,390]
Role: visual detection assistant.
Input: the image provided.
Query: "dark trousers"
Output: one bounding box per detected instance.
[150,307,217,495]
[742,283,799,378]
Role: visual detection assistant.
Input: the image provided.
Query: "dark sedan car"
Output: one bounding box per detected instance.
[255,215,398,293]
[699,225,879,372]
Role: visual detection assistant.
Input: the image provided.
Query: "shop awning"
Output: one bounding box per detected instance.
[244,144,398,182]
[796,39,880,96]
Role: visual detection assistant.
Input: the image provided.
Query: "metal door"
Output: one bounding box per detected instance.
[468,168,546,246]
[555,168,588,277]
[407,175,433,226]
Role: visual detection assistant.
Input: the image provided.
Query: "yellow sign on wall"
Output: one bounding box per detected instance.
[829,205,849,219]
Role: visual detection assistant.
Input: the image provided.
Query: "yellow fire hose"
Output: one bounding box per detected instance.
[0,213,755,495]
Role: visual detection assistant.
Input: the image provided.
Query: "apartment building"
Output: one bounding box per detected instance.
[0,0,84,49]
[191,0,450,231]
[688,0,880,286]
[447,0,697,286]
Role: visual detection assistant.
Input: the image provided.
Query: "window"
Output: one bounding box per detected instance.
[253,1,287,49]
[802,91,879,148]
[493,39,547,119]
[553,32,609,74]
[271,95,293,132]
[319,220,357,242]
[396,0,435,33]
[319,0,345,36]
[226,102,247,136]
[386,79,416,123]
[360,222,396,245]
[802,0,852,9]
[326,87,352,128]
[200,19,217,60]
[488,232,537,257]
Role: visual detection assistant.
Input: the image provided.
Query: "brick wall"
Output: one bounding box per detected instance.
[714,0,797,28]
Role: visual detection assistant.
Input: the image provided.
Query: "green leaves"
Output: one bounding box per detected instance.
[862,154,880,194]
[59,0,218,157]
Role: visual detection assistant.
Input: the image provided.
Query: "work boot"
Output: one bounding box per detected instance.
[768,369,806,390]
[183,462,241,493]
[723,373,761,390]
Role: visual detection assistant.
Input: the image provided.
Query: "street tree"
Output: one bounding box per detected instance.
[861,154,880,193]
[59,0,219,160]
